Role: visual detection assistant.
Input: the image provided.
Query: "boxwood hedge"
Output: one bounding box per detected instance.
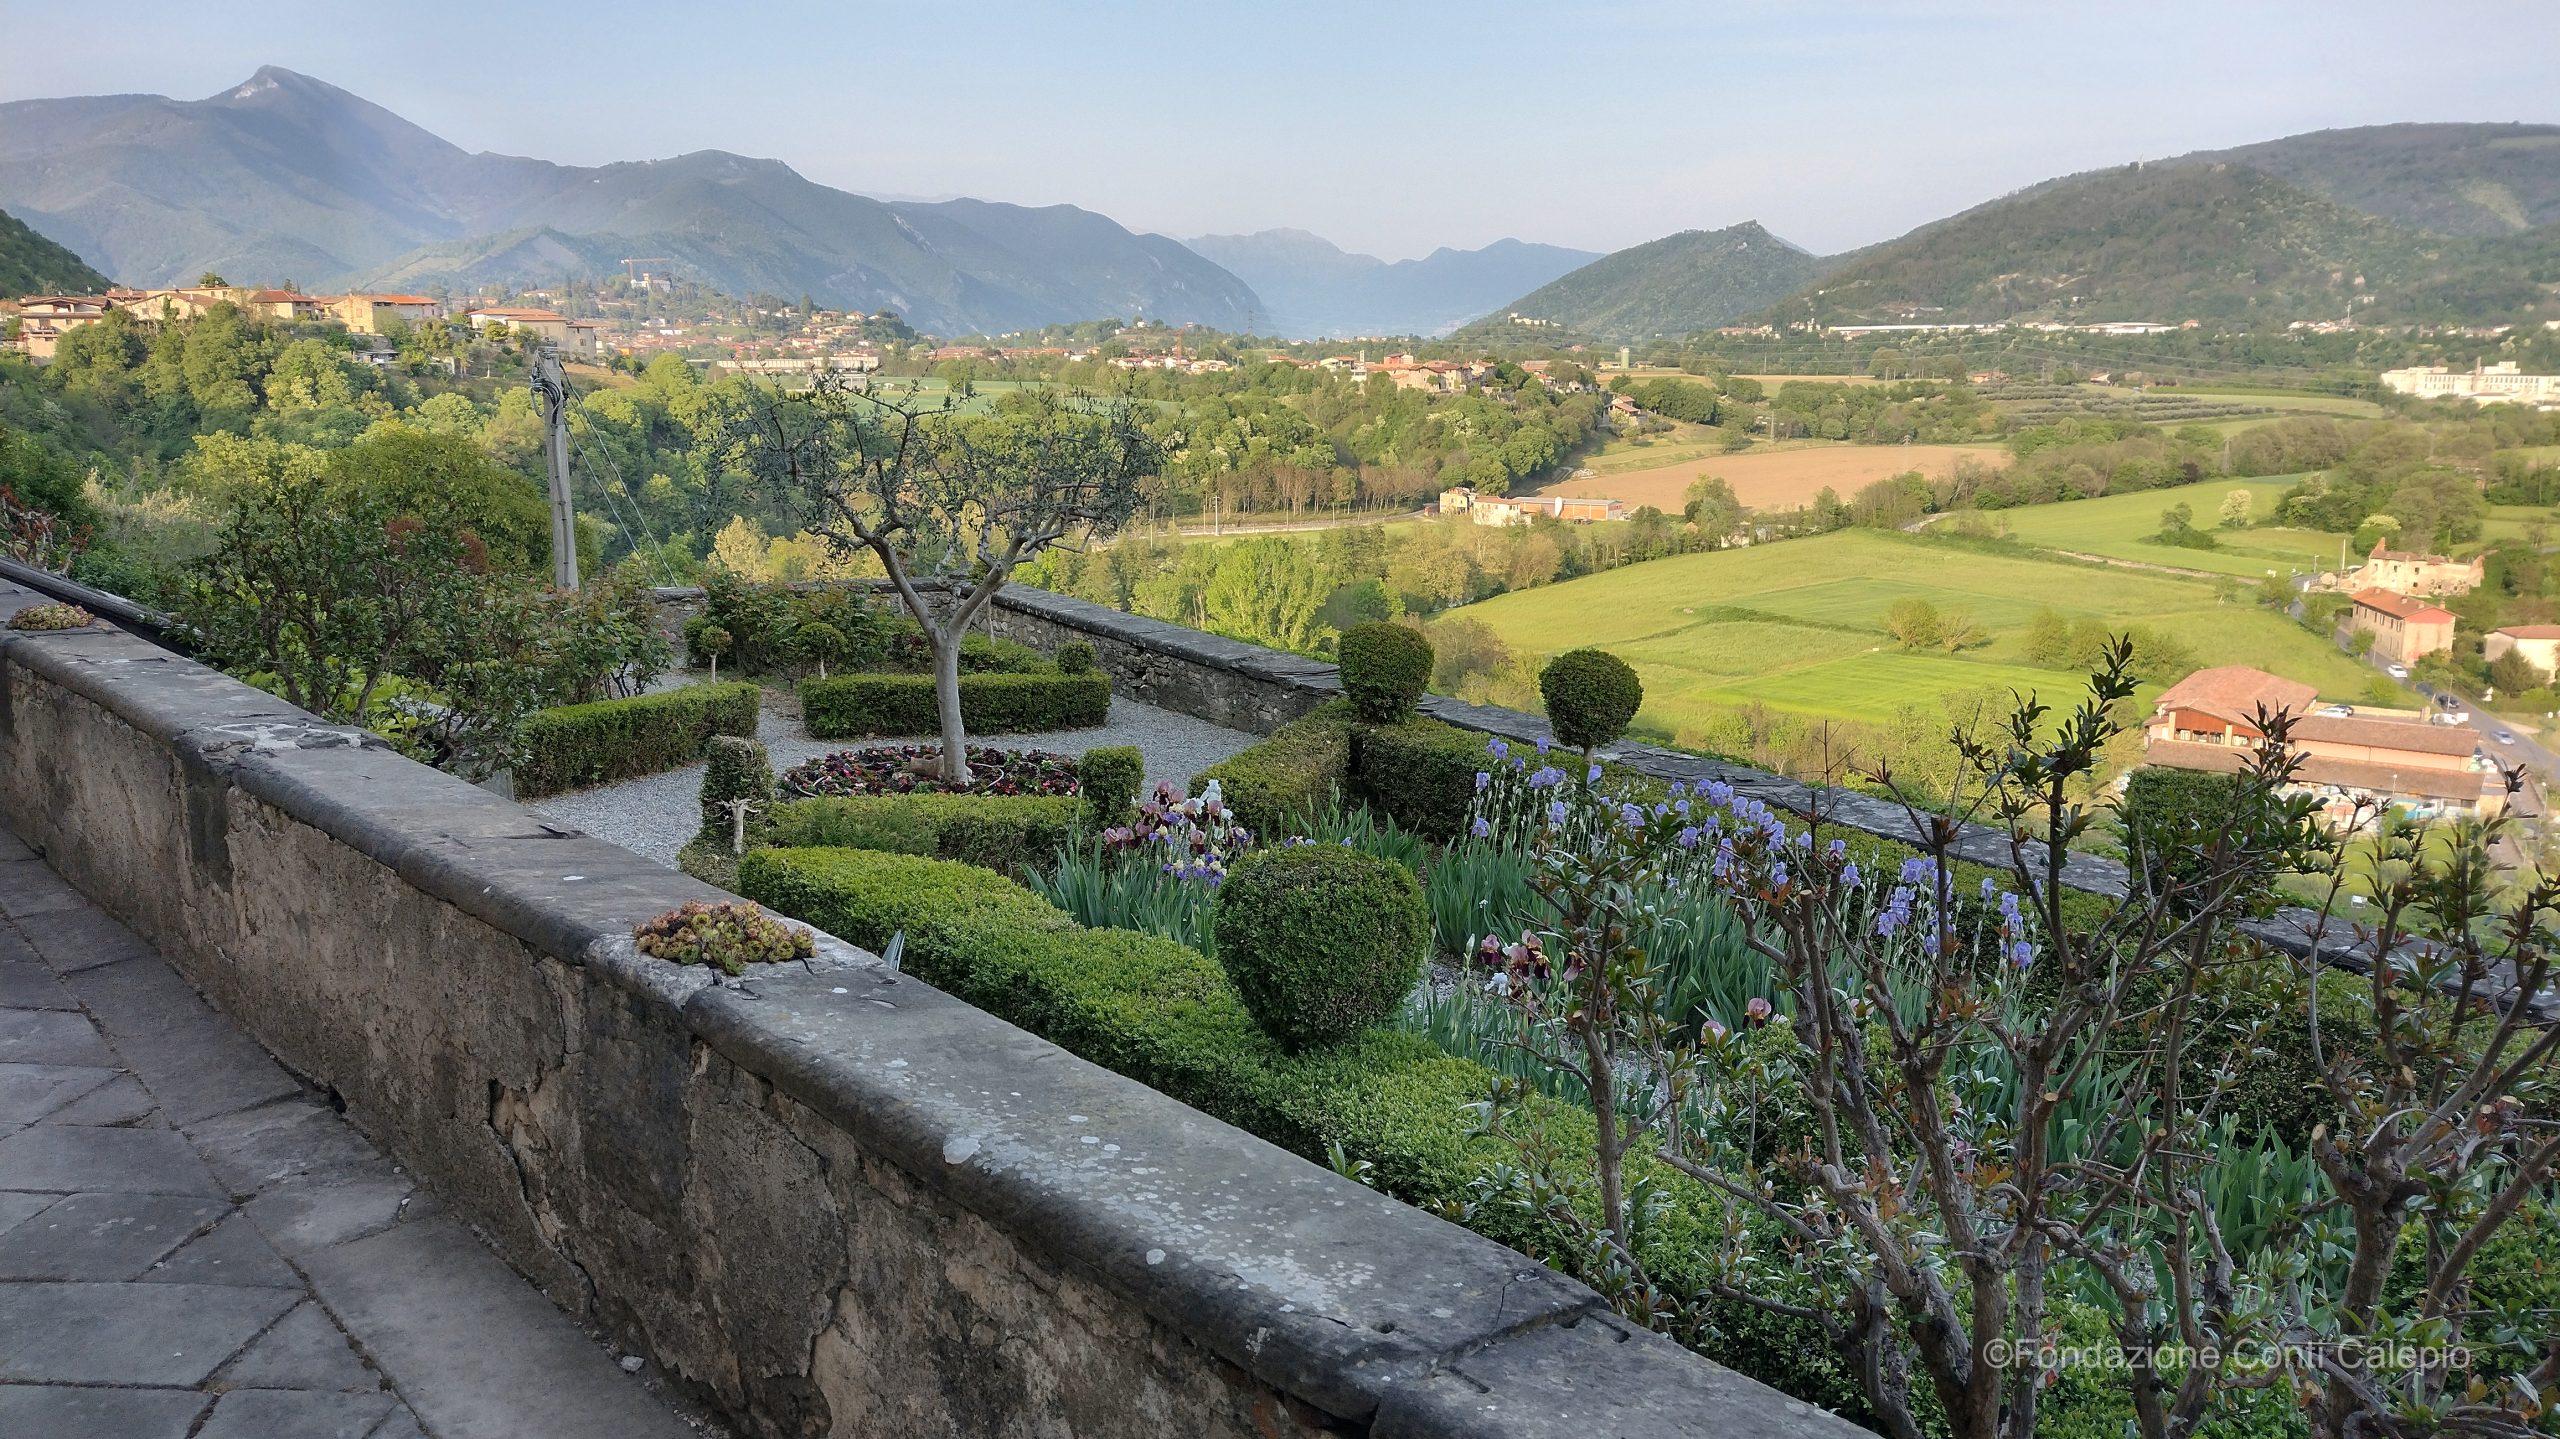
[512,681,759,798]
[765,793,1079,876]
[1193,701,1353,836]
[800,669,1110,739]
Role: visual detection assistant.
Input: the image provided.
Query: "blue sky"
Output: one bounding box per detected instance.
[4,1,2555,260]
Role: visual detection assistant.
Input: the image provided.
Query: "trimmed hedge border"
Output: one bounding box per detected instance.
[766,793,1080,876]
[513,681,759,798]
[734,845,1876,1417]
[1194,701,1354,836]
[800,669,1111,739]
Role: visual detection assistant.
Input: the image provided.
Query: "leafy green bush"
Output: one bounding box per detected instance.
[1194,702,1354,836]
[1054,640,1099,675]
[697,734,776,846]
[2118,766,2289,917]
[1337,621,1433,723]
[631,899,812,975]
[799,669,1110,738]
[1076,745,1144,828]
[767,793,1079,875]
[957,632,1048,674]
[1214,845,1428,1050]
[793,621,849,678]
[513,681,759,798]
[1539,648,1643,754]
[1352,716,1495,839]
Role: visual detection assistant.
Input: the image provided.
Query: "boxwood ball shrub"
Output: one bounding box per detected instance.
[1539,647,1643,754]
[1212,844,1428,1051]
[1076,745,1144,828]
[1337,621,1433,723]
[1054,640,1099,675]
[697,734,777,844]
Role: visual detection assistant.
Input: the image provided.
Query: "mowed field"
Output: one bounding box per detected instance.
[1546,442,2009,512]
[1452,529,2378,735]
[1961,475,2353,578]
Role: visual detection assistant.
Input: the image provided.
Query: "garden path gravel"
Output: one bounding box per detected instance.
[526,692,1260,868]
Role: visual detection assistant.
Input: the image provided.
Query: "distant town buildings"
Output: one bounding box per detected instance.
[2142,666,2500,825]
[2347,589,2458,664]
[1438,486,1625,525]
[711,355,881,377]
[11,295,113,361]
[2381,361,2560,409]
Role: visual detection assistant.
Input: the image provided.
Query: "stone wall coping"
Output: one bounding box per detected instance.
[0,575,1864,1437]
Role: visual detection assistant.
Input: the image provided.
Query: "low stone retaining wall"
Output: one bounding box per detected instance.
[1,576,1858,1438]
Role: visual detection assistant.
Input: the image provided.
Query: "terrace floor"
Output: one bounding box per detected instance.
[0,825,717,1439]
[529,693,1262,867]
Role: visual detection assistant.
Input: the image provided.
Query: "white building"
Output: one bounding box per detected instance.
[2380,361,2560,408]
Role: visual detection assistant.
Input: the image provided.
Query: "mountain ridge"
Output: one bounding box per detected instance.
[0,67,1262,335]
[1469,222,1828,341]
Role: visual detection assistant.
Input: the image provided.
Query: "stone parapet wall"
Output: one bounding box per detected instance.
[0,574,1859,1439]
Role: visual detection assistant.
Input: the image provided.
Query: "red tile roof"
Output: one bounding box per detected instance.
[2352,589,2456,624]
[2151,666,2318,726]
[2494,625,2560,640]
[2145,740,2489,804]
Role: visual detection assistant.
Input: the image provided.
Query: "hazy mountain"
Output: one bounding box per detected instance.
[0,67,1260,334]
[1777,162,2560,325]
[1183,229,1599,338]
[0,207,110,294]
[1470,223,1827,340]
[2167,123,2560,237]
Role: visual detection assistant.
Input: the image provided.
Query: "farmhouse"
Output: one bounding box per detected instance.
[2142,666,2499,824]
[2346,589,2457,664]
[1439,486,1626,525]
[2485,625,2560,681]
[2341,537,2484,597]
[9,294,114,360]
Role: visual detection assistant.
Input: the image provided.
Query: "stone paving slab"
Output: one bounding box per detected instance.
[0,1382,207,1439]
[0,825,716,1438]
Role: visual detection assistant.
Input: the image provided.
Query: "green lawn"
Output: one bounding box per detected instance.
[1452,529,2376,734]
[1976,475,2352,578]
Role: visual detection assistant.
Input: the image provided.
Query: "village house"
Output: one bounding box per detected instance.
[10,295,115,360]
[2484,625,2560,682]
[464,306,600,359]
[2347,589,2457,664]
[2141,666,2499,825]
[332,294,443,333]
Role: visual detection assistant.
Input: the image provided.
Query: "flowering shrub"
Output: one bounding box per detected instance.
[1101,779,1253,883]
[632,899,813,975]
[780,744,1080,798]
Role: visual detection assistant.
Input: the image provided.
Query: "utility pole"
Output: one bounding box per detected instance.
[530,346,580,591]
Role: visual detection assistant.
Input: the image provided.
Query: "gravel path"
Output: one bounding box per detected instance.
[527,693,1261,868]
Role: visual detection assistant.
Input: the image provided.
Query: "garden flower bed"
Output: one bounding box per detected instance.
[779,744,1081,798]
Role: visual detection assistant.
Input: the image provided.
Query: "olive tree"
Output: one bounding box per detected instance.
[717,377,1160,783]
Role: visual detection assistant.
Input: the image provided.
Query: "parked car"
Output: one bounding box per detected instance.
[2318,704,2354,718]
[2387,664,2410,679]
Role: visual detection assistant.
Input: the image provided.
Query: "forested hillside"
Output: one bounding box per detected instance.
[0,207,109,295]
[1471,222,1826,340]
[2173,122,2560,236]
[1782,163,2560,325]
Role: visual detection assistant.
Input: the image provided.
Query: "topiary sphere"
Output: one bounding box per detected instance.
[1540,648,1643,754]
[1337,621,1433,724]
[1213,844,1428,1051]
[1055,640,1099,675]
